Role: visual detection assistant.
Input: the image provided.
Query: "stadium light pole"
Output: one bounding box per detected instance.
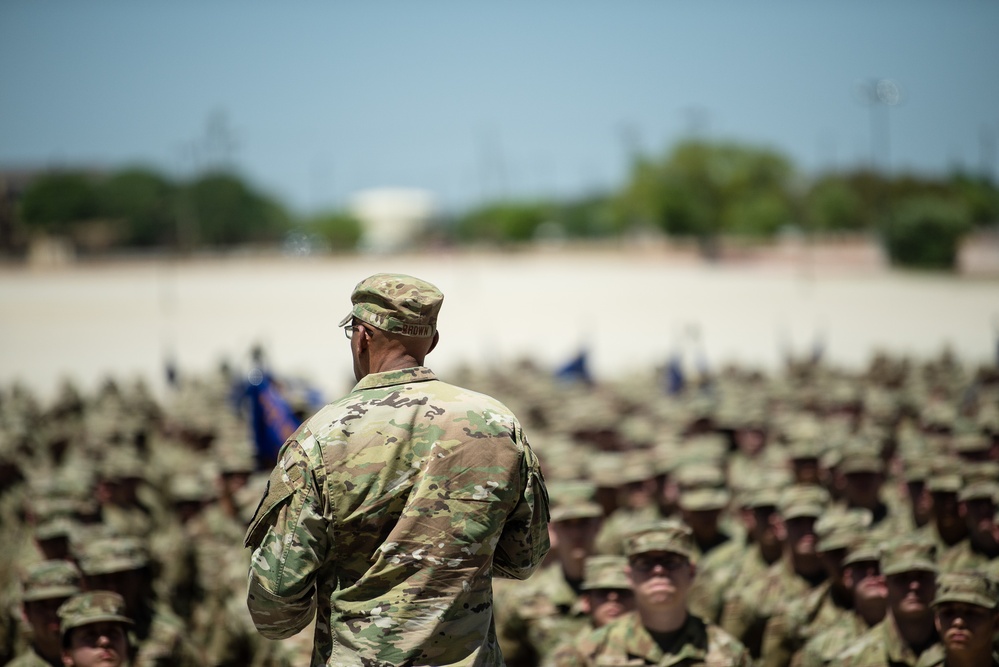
[854,78,902,174]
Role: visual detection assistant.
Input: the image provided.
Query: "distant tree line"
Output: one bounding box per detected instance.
[5,139,998,269]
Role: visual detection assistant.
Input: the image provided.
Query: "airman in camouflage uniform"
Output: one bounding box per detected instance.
[496,486,603,667]
[244,273,550,667]
[5,560,82,667]
[761,509,872,667]
[830,539,943,667]
[550,520,750,667]
[721,485,829,659]
[925,571,999,667]
[938,480,999,577]
[795,537,887,667]
[57,591,133,667]
[75,536,204,667]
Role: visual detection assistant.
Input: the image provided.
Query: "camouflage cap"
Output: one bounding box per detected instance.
[952,432,990,456]
[678,487,731,512]
[927,473,963,495]
[58,591,133,636]
[778,484,829,520]
[932,571,999,610]
[881,539,938,576]
[580,555,631,592]
[624,520,695,561]
[958,480,999,504]
[843,536,883,568]
[75,536,149,576]
[338,273,443,338]
[21,559,82,602]
[547,479,603,523]
[839,453,885,476]
[816,508,873,553]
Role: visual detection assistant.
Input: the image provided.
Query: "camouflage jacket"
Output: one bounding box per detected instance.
[245,367,551,667]
[831,618,943,667]
[796,614,868,667]
[4,646,64,667]
[760,580,853,667]
[549,611,751,667]
[495,564,590,667]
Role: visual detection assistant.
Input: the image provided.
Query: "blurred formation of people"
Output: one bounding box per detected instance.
[1,343,998,666]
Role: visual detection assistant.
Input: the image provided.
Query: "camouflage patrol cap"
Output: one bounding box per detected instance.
[843,536,883,568]
[778,484,829,520]
[58,591,133,636]
[75,536,148,576]
[953,432,990,457]
[678,487,731,512]
[958,480,999,504]
[624,520,695,561]
[21,559,82,602]
[881,539,937,576]
[839,453,885,476]
[932,571,999,610]
[547,479,603,523]
[927,473,963,495]
[815,509,873,553]
[338,273,443,337]
[580,555,631,592]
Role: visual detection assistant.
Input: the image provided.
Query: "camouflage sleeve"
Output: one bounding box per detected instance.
[493,430,551,580]
[244,434,328,640]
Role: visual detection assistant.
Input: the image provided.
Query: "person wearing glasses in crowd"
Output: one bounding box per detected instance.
[550,520,750,667]
[244,273,550,667]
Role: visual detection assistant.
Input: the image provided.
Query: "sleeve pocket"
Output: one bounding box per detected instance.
[243,462,303,549]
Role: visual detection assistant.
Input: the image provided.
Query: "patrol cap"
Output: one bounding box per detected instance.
[75,536,149,576]
[932,571,999,610]
[778,484,829,520]
[839,454,885,476]
[679,487,731,512]
[21,560,82,602]
[843,536,883,568]
[958,480,999,504]
[881,539,937,576]
[338,273,443,338]
[580,555,631,592]
[546,479,603,523]
[816,509,873,553]
[624,520,695,561]
[927,473,963,495]
[58,591,133,636]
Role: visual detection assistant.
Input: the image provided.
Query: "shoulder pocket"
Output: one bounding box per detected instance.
[243,461,304,549]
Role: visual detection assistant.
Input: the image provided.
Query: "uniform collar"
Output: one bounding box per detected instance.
[352,366,437,392]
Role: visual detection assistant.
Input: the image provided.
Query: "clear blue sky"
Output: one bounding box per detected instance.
[2,1,997,216]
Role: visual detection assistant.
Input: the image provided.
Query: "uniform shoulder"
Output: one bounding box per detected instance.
[706,621,752,657]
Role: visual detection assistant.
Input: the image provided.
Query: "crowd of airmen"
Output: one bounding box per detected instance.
[0,346,997,666]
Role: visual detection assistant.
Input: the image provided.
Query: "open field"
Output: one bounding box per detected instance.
[1,242,998,403]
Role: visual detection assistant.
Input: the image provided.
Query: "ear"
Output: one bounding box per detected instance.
[427,331,440,355]
[62,649,73,667]
[579,595,592,614]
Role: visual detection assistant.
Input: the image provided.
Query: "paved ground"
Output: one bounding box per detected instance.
[2,244,997,403]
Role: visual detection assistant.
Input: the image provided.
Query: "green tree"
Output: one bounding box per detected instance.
[183,171,291,247]
[453,199,553,244]
[18,171,101,235]
[880,195,971,270]
[803,177,864,232]
[98,166,177,247]
[305,210,362,252]
[617,140,795,248]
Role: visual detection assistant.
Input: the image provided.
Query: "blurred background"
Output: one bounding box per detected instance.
[1,1,998,400]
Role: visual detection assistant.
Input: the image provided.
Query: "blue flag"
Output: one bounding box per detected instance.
[555,349,593,385]
[665,353,685,395]
[243,369,300,469]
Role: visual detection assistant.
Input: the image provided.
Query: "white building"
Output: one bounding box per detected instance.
[348,187,438,252]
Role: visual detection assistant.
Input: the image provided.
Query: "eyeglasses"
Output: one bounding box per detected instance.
[629,554,689,574]
[343,323,367,340]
